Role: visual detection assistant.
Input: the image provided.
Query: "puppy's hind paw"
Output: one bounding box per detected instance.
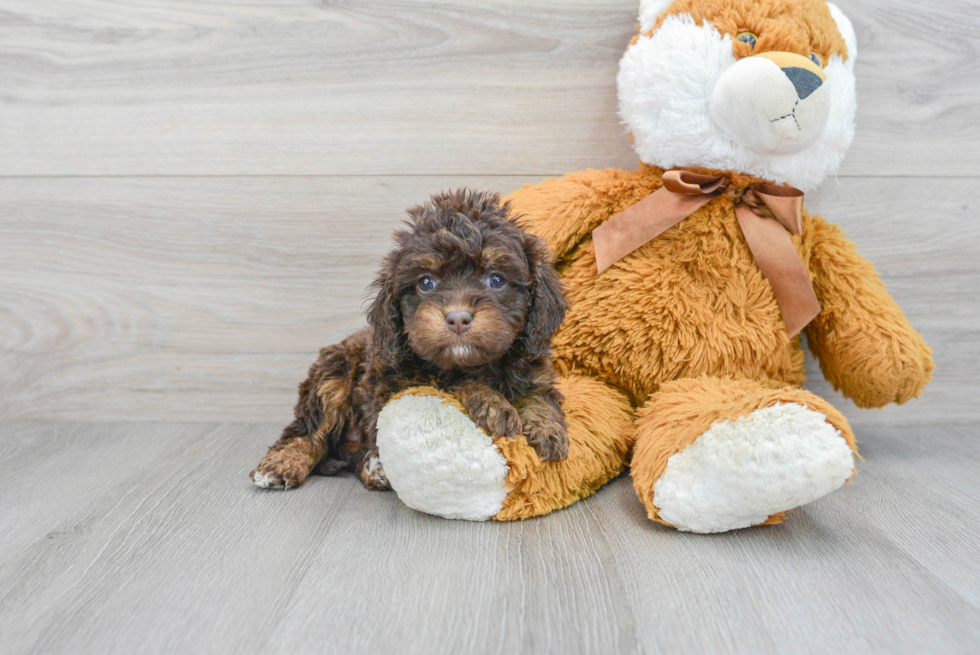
[357,456,392,491]
[251,468,285,489]
[250,446,314,489]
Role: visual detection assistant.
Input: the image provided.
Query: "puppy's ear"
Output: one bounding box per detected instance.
[521,232,568,358]
[367,254,404,366]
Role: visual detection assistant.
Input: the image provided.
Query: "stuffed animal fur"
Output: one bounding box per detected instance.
[375,0,933,532]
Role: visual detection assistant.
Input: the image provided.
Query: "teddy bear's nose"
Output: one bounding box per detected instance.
[783,67,823,100]
[707,49,830,155]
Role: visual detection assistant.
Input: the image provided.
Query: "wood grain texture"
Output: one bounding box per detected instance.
[1,175,974,424]
[1,1,976,653]
[0,421,978,655]
[0,0,978,176]
[0,175,525,422]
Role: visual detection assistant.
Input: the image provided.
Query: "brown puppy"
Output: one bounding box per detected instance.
[250,189,569,492]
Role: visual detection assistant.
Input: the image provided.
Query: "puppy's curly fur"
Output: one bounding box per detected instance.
[251,189,569,491]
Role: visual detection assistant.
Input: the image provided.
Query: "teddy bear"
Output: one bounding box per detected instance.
[374,0,933,532]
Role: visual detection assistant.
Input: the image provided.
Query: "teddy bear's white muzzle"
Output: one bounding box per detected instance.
[708,52,830,155]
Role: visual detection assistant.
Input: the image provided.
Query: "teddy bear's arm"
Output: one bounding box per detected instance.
[504,168,628,260]
[804,215,934,408]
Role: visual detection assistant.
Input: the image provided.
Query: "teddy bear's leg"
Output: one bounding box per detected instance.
[630,377,858,534]
[376,375,634,521]
[493,374,634,520]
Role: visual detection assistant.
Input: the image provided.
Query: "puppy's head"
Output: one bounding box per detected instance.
[368,189,566,370]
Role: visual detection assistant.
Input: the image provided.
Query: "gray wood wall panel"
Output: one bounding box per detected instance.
[1,0,977,424]
[1,176,974,424]
[0,0,978,176]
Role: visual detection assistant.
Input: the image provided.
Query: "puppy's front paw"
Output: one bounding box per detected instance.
[524,422,569,462]
[250,446,314,489]
[463,393,521,438]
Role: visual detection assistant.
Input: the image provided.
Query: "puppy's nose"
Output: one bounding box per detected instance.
[445,310,473,334]
[782,66,822,100]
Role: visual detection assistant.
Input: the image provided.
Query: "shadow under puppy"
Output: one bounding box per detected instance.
[251,189,569,491]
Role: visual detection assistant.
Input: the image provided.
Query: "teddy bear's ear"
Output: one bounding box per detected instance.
[827,3,858,61]
[638,0,674,33]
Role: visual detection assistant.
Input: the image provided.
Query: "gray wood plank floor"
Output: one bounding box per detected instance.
[1,421,978,655]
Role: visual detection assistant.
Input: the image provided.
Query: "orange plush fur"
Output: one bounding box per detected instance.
[391,375,636,522]
[379,0,933,529]
[500,161,931,521]
[649,0,849,62]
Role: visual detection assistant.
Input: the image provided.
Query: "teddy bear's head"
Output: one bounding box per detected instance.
[618,0,857,191]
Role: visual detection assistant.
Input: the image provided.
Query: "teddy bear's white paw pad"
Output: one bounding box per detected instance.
[653,403,854,533]
[376,394,510,521]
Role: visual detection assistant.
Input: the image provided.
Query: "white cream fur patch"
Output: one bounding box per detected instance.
[638,0,674,33]
[653,403,855,533]
[252,470,282,489]
[377,394,509,521]
[618,12,856,191]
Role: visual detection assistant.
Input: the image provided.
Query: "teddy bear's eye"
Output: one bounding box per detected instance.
[809,52,823,67]
[736,32,757,49]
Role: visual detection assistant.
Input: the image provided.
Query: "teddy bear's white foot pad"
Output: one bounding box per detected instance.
[376,394,509,521]
[652,403,854,533]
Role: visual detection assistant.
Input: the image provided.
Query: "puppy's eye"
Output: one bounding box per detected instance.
[485,274,505,289]
[809,52,823,67]
[418,276,437,292]
[736,32,757,49]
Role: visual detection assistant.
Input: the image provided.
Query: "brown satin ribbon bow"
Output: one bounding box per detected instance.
[591,170,821,337]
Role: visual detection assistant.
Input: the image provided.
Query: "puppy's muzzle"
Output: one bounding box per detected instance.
[708,51,829,155]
